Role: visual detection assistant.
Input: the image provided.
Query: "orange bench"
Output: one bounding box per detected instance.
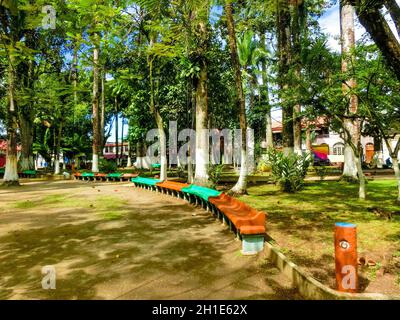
[74,172,82,180]
[156,181,190,198]
[95,173,107,181]
[209,193,266,254]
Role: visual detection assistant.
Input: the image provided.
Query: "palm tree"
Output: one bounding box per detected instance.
[225,0,248,194]
[340,0,360,182]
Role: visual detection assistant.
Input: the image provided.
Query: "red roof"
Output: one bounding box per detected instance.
[272,117,328,133]
[104,142,128,147]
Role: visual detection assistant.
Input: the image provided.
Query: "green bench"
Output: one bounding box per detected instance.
[106,173,123,181]
[81,172,95,180]
[131,177,161,191]
[19,170,37,178]
[151,163,161,169]
[181,184,222,210]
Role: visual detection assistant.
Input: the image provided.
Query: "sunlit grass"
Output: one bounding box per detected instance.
[12,191,130,223]
[239,179,400,272]
[13,194,75,209]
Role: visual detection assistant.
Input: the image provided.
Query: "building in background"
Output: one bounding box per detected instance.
[264,118,398,167]
[103,142,129,160]
[0,140,21,168]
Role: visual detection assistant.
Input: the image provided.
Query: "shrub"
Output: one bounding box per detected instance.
[266,148,311,192]
[207,164,225,189]
[176,165,187,179]
[257,158,272,173]
[314,166,328,181]
[99,159,118,173]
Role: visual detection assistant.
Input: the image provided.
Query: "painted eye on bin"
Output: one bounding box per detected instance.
[339,240,350,250]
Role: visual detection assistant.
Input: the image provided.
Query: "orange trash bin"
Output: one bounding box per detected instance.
[334,222,358,293]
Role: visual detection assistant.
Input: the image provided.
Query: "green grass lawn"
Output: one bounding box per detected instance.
[238,179,400,293]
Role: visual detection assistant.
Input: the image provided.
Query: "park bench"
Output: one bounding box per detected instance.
[208,193,266,255]
[106,173,123,181]
[131,176,161,191]
[181,184,222,209]
[73,172,82,180]
[130,179,266,255]
[81,172,95,181]
[19,170,37,178]
[152,163,161,169]
[155,180,190,198]
[94,173,107,181]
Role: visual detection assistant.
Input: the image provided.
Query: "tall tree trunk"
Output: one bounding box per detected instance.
[127,141,132,167]
[3,60,19,185]
[19,56,35,171]
[374,136,384,168]
[355,152,366,199]
[100,69,106,151]
[71,41,79,170]
[260,33,273,149]
[306,124,312,156]
[385,0,400,37]
[148,39,167,181]
[382,138,400,203]
[193,16,210,186]
[349,0,400,81]
[290,0,304,155]
[341,1,359,181]
[115,97,119,166]
[277,0,294,155]
[121,117,125,166]
[293,104,302,154]
[393,156,400,203]
[19,116,34,171]
[54,123,63,175]
[135,141,150,169]
[92,32,100,173]
[225,0,247,194]
[72,42,78,104]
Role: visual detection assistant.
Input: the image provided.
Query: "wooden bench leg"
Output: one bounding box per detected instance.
[241,235,264,255]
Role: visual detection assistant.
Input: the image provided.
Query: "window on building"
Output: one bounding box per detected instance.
[333,143,345,156]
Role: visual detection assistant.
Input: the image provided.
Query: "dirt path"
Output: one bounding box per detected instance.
[0,180,300,300]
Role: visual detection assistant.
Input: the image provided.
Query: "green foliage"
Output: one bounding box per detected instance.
[314,166,328,181]
[266,148,311,193]
[207,164,224,189]
[176,165,187,180]
[99,159,118,173]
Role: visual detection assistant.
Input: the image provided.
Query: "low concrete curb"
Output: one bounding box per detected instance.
[264,240,400,300]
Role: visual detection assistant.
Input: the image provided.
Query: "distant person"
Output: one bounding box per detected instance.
[386,157,392,168]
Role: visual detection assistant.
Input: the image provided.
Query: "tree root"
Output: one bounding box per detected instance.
[227,188,248,196]
[339,175,359,184]
[2,181,21,187]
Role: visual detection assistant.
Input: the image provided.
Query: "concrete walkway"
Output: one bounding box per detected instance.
[0,181,300,300]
